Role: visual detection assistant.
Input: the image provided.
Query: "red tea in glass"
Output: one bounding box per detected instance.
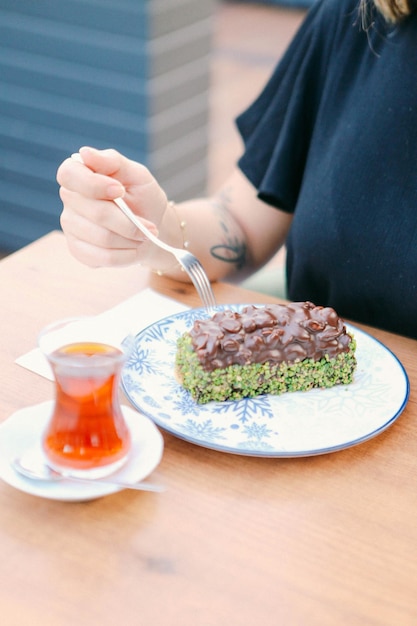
[39,319,132,478]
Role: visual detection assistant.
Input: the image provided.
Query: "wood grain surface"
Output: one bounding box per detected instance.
[0,232,416,626]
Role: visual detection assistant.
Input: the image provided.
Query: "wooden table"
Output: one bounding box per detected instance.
[1,231,416,626]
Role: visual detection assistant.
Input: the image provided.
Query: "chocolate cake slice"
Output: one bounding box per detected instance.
[175,302,357,404]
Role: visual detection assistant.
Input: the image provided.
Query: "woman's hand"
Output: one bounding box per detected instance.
[56,147,169,267]
[57,147,293,283]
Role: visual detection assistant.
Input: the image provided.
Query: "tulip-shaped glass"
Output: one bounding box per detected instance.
[39,317,133,478]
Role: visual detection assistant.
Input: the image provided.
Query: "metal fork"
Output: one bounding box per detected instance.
[71,153,216,311]
[114,197,217,312]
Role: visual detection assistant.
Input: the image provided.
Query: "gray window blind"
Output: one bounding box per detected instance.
[0,0,213,252]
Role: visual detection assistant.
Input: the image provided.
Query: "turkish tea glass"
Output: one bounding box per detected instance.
[39,317,133,478]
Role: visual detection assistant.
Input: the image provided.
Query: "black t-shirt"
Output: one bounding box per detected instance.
[236,0,417,338]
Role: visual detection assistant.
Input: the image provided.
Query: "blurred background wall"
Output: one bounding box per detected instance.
[0,0,214,253]
[0,0,310,256]
[239,0,312,5]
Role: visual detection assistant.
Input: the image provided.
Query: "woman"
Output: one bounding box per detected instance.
[57,0,417,338]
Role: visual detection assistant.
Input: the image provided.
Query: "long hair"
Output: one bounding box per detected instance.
[359,0,414,23]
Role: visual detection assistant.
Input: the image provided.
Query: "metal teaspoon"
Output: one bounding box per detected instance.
[12,455,165,493]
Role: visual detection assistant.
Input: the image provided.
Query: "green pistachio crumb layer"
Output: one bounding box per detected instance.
[176,333,357,404]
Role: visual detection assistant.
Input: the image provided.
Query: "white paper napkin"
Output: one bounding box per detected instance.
[15,288,188,380]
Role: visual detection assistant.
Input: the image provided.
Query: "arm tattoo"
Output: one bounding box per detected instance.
[209,188,247,270]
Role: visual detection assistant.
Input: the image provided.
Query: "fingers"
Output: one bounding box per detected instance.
[60,205,155,267]
[57,146,167,221]
[57,146,169,268]
[57,150,124,200]
[59,186,158,243]
[78,146,152,186]
[64,232,143,268]
[57,146,155,197]
[60,199,141,246]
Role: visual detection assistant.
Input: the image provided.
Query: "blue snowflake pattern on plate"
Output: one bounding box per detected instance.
[121,305,409,457]
[174,418,228,443]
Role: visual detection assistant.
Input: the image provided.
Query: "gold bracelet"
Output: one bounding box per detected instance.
[152,201,188,276]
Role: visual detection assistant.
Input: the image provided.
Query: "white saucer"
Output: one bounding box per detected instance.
[0,401,164,501]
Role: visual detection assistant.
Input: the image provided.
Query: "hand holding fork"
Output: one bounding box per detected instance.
[71,153,216,313]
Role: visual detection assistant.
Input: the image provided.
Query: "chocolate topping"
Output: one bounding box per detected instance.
[188,302,352,372]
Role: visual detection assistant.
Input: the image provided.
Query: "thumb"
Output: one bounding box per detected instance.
[78,146,124,177]
[75,147,167,223]
[78,146,154,189]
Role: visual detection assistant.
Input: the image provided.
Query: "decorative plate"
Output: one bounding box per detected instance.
[121,305,409,457]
